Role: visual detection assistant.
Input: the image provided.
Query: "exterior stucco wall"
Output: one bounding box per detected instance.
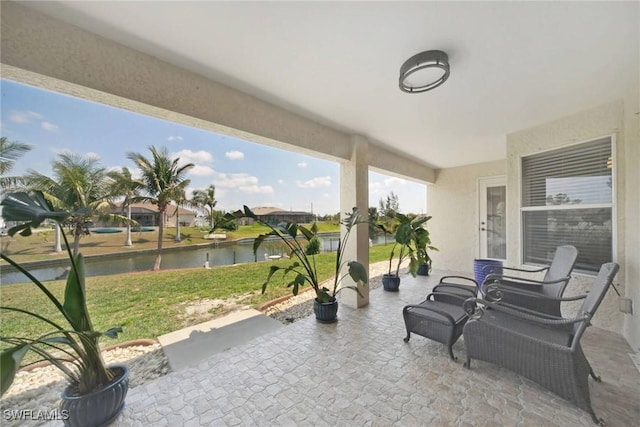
[428,160,506,274]
[506,100,639,343]
[622,76,640,352]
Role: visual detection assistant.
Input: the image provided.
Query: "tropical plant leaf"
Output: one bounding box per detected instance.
[347,261,368,285]
[394,222,412,245]
[342,207,362,230]
[375,223,390,234]
[224,210,242,221]
[102,327,123,339]
[41,336,74,345]
[283,261,301,275]
[409,257,421,276]
[316,288,333,303]
[298,224,314,241]
[253,234,268,255]
[284,223,298,238]
[62,253,89,332]
[261,265,283,294]
[242,205,257,219]
[411,216,429,228]
[1,344,30,396]
[1,192,69,236]
[289,273,307,295]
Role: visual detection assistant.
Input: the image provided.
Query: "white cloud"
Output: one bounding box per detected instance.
[167,136,183,142]
[296,176,331,188]
[213,172,258,188]
[369,177,407,195]
[189,165,215,176]
[238,185,274,194]
[86,152,101,161]
[213,172,273,194]
[384,177,407,187]
[297,161,308,168]
[10,110,60,132]
[225,151,244,160]
[171,149,214,164]
[41,121,59,132]
[9,110,43,124]
[277,179,285,185]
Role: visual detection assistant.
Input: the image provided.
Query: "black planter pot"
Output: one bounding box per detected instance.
[60,365,129,427]
[314,298,338,323]
[382,274,401,292]
[417,263,430,276]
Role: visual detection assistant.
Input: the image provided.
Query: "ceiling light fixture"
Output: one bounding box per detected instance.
[399,50,450,93]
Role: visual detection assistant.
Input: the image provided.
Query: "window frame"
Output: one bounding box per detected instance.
[519,134,617,275]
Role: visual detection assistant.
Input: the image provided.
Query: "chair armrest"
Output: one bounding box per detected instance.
[427,291,472,304]
[485,273,571,286]
[463,297,589,327]
[438,275,480,288]
[432,284,477,298]
[485,265,549,274]
[484,283,587,303]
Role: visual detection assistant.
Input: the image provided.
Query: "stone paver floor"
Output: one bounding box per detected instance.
[84,271,640,425]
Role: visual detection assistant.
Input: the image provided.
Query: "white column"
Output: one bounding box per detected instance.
[53,223,62,253]
[339,135,369,308]
[124,205,132,246]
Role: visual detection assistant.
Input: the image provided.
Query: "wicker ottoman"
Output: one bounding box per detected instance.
[402,293,470,361]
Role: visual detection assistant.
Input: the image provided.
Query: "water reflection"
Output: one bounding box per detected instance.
[1,234,390,285]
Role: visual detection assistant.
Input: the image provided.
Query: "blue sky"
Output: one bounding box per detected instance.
[1,79,426,216]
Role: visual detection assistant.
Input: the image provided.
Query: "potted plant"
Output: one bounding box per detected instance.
[0,192,126,427]
[415,216,438,276]
[379,213,432,291]
[225,206,368,323]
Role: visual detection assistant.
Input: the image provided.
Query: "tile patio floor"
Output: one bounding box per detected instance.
[109,271,639,426]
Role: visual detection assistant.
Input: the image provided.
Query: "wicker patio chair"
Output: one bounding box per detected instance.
[462,262,619,426]
[434,245,578,316]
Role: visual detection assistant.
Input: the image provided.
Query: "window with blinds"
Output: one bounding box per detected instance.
[521,137,613,273]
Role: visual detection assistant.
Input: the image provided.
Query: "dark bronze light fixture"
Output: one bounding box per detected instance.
[399,50,450,93]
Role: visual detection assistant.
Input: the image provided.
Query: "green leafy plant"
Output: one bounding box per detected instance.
[0,192,122,397]
[415,216,438,274]
[226,206,367,303]
[305,233,321,256]
[379,213,437,277]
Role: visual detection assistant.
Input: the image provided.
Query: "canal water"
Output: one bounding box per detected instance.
[1,233,392,285]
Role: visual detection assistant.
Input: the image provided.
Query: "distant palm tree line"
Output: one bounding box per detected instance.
[2,138,415,270]
[1,141,218,271]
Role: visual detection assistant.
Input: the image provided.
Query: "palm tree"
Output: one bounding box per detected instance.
[127,146,194,270]
[191,185,218,228]
[107,167,142,246]
[25,152,112,256]
[0,136,32,190]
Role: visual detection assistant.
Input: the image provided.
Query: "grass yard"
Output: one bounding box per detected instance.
[0,222,341,264]
[0,243,394,348]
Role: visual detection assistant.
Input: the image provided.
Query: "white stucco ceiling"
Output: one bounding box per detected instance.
[22,1,640,169]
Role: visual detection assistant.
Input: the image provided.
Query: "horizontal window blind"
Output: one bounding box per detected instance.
[522,138,612,207]
[521,137,613,273]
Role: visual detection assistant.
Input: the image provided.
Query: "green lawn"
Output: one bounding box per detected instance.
[0,222,341,264]
[0,243,393,347]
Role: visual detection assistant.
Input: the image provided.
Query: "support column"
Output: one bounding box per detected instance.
[339,135,369,308]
